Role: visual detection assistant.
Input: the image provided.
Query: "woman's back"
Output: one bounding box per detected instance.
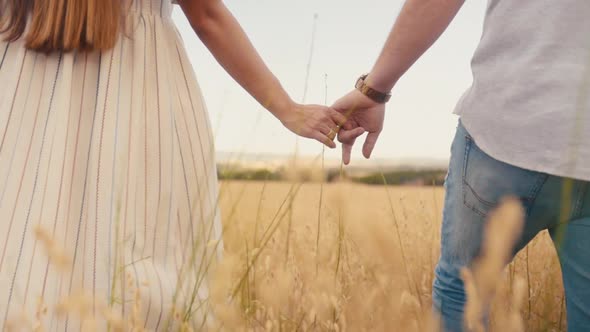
[0,0,223,330]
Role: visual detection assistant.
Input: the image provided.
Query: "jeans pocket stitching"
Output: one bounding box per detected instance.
[463,197,488,217]
[464,181,496,208]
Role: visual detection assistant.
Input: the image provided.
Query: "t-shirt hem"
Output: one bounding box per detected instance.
[460,117,590,182]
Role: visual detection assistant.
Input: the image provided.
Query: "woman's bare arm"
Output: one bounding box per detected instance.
[178,0,345,147]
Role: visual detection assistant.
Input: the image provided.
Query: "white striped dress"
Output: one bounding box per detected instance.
[0,0,223,330]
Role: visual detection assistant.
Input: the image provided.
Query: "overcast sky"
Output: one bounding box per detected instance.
[172,0,487,164]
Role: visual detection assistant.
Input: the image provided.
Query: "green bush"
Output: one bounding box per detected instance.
[218,168,282,181]
[354,169,446,186]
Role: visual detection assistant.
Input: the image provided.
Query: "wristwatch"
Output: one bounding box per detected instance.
[355,74,391,104]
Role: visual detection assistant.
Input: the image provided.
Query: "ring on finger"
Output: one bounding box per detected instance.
[327,126,339,140]
[327,129,336,140]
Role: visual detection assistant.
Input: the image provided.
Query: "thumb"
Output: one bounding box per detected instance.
[362,132,380,159]
[338,127,365,144]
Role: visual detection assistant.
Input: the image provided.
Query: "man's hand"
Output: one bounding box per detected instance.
[329,0,464,164]
[332,89,386,165]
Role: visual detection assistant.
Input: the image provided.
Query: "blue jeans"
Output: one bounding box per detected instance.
[433,121,590,331]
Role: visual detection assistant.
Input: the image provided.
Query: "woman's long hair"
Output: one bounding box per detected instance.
[0,0,126,52]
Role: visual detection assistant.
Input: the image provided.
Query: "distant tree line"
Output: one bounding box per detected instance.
[218,168,282,181]
[217,165,447,186]
[354,169,446,186]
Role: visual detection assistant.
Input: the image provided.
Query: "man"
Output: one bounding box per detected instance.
[332,0,590,331]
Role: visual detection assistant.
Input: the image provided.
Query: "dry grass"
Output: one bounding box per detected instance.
[213,181,565,332]
[7,180,565,331]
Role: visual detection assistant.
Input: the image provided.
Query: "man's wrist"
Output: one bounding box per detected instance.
[364,72,398,93]
[355,74,392,104]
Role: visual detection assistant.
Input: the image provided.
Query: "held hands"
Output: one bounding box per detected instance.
[275,90,384,161]
[332,89,385,165]
[279,102,348,149]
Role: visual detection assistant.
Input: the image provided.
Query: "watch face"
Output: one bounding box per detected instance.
[355,77,363,89]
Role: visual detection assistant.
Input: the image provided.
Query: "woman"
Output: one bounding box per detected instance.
[0,0,345,329]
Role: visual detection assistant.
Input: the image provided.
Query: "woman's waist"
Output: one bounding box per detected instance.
[129,0,174,19]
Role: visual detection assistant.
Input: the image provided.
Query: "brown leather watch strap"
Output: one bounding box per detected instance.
[355,74,391,104]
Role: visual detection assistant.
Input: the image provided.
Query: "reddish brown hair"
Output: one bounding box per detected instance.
[0,0,126,52]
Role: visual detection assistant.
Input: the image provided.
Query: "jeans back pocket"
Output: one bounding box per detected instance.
[462,135,547,217]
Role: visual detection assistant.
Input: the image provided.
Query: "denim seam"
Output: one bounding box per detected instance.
[572,182,587,220]
[462,136,492,217]
[524,174,549,217]
[461,134,471,185]
[461,135,486,217]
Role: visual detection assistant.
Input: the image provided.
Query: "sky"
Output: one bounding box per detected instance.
[171,0,487,164]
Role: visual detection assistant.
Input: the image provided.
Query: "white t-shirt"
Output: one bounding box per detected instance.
[454,0,590,181]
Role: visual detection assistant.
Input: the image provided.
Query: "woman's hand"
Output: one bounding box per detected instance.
[277,102,348,149]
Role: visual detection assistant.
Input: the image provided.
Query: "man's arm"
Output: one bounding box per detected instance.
[365,0,465,91]
[334,0,465,164]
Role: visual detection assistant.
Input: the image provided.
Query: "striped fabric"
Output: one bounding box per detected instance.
[0,0,223,330]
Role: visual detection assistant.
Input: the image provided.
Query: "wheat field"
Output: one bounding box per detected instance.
[5,180,566,331]
[213,180,566,332]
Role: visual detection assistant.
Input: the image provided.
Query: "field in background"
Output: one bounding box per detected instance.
[214,181,566,331]
[216,158,447,186]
